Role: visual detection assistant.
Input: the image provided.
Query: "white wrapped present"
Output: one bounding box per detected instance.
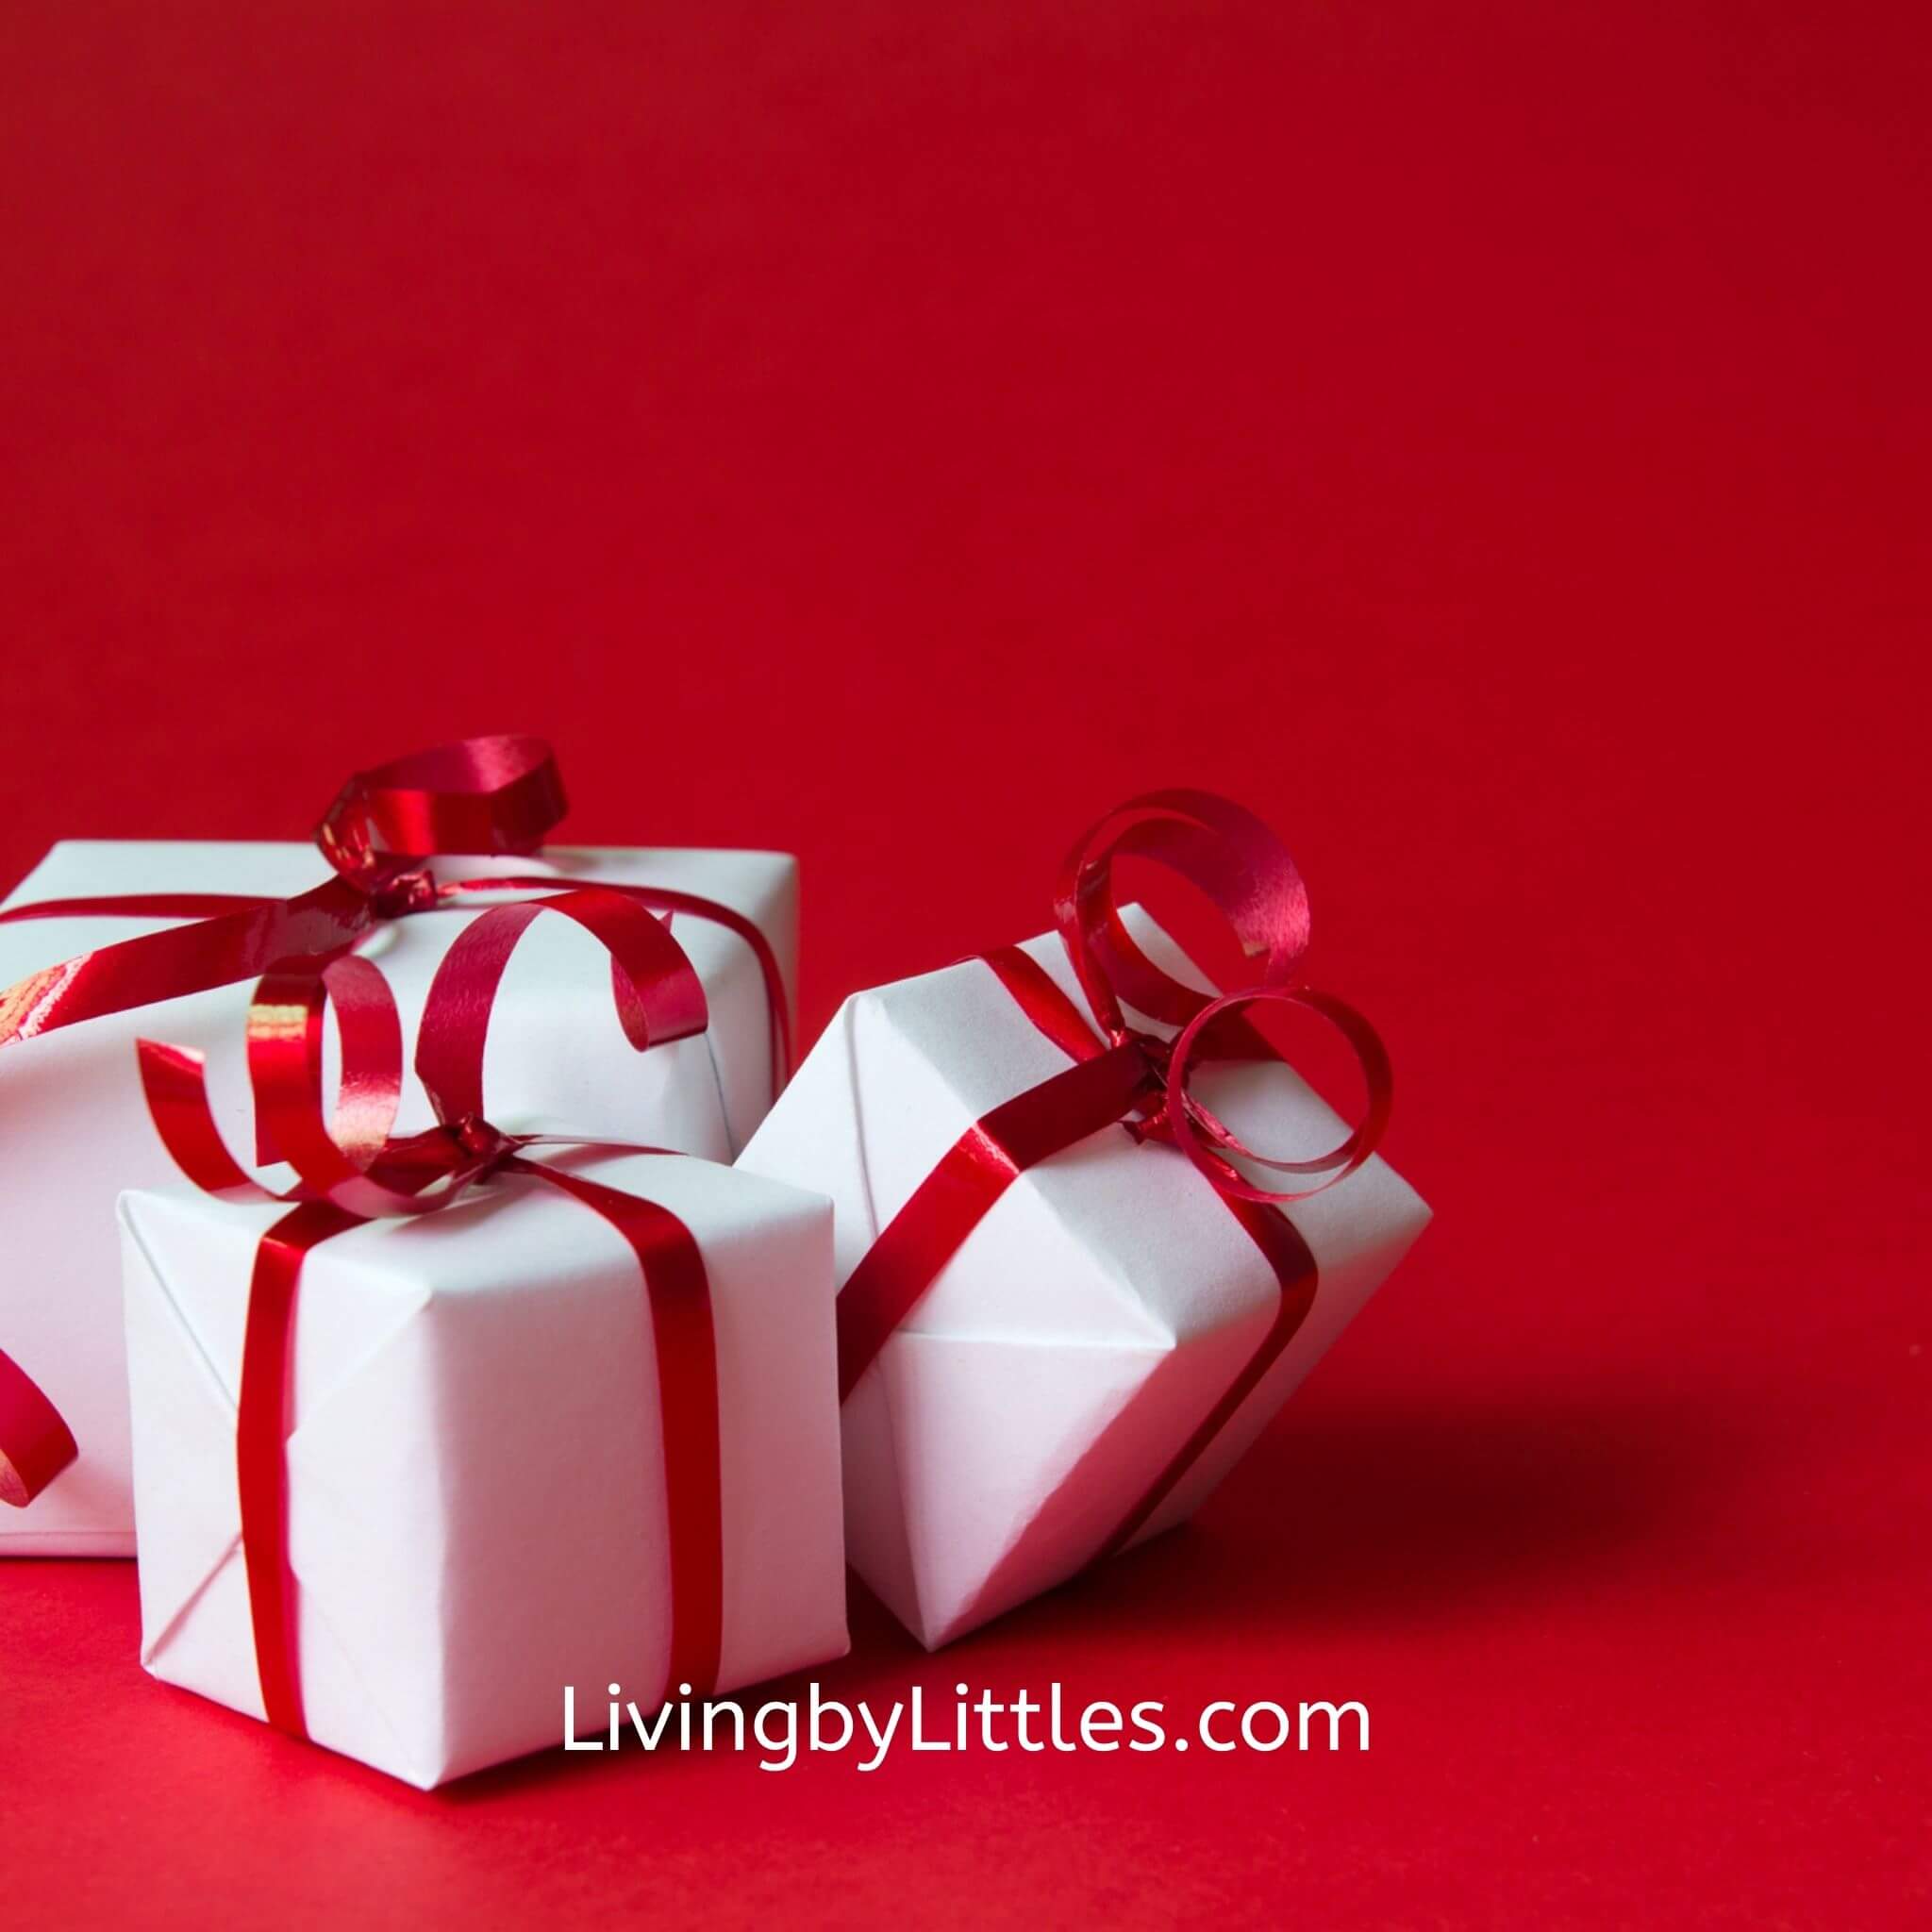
[121,1148,845,1788]
[740,792,1430,1648]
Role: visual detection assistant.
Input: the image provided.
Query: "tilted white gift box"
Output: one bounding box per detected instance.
[1,841,793,1556]
[120,1149,846,1790]
[738,908,1431,1650]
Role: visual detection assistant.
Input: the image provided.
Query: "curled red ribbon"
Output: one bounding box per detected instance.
[136,885,726,1734]
[1053,787,1390,1201]
[311,734,569,880]
[0,736,790,1507]
[836,790,1393,1567]
[0,737,564,1058]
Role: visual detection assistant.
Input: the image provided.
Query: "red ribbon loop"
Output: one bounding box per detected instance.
[412,889,708,1130]
[1052,788,1390,1207]
[1163,983,1393,1203]
[313,735,567,881]
[1054,788,1310,1040]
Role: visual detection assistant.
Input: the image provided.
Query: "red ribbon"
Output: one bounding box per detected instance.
[835,789,1394,1564]
[0,1348,78,1509]
[0,736,791,1508]
[136,886,726,1733]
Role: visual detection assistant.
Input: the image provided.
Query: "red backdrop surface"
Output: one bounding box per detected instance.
[2,5,1926,1926]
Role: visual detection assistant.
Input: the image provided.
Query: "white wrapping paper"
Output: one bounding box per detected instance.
[1,840,795,1556]
[120,1150,846,1789]
[738,908,1431,1649]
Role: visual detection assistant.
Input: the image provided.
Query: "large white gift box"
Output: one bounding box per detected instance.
[0,841,794,1556]
[738,907,1431,1650]
[119,1150,846,1790]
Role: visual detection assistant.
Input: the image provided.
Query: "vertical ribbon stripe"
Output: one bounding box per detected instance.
[526,1160,724,1697]
[237,1200,363,1736]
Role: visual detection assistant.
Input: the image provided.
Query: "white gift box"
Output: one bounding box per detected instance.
[738,908,1431,1650]
[119,1149,846,1789]
[0,841,794,1556]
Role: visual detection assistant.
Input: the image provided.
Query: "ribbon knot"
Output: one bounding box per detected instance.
[1119,1032,1176,1144]
[447,1112,514,1174]
[358,861,442,921]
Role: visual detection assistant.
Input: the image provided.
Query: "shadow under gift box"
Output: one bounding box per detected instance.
[119,1151,846,1790]
[737,907,1431,1652]
[0,841,795,1557]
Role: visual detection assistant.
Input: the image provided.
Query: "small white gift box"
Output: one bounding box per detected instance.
[120,1149,846,1789]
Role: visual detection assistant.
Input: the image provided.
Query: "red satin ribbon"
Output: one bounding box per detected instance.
[311,735,568,878]
[137,886,726,1732]
[0,735,790,1508]
[0,1346,79,1507]
[833,790,1394,1568]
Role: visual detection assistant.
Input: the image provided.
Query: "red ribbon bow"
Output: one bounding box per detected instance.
[0,736,789,1511]
[134,886,726,1735]
[833,789,1393,1572]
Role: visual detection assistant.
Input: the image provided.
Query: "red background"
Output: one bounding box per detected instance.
[3,5,1926,1925]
